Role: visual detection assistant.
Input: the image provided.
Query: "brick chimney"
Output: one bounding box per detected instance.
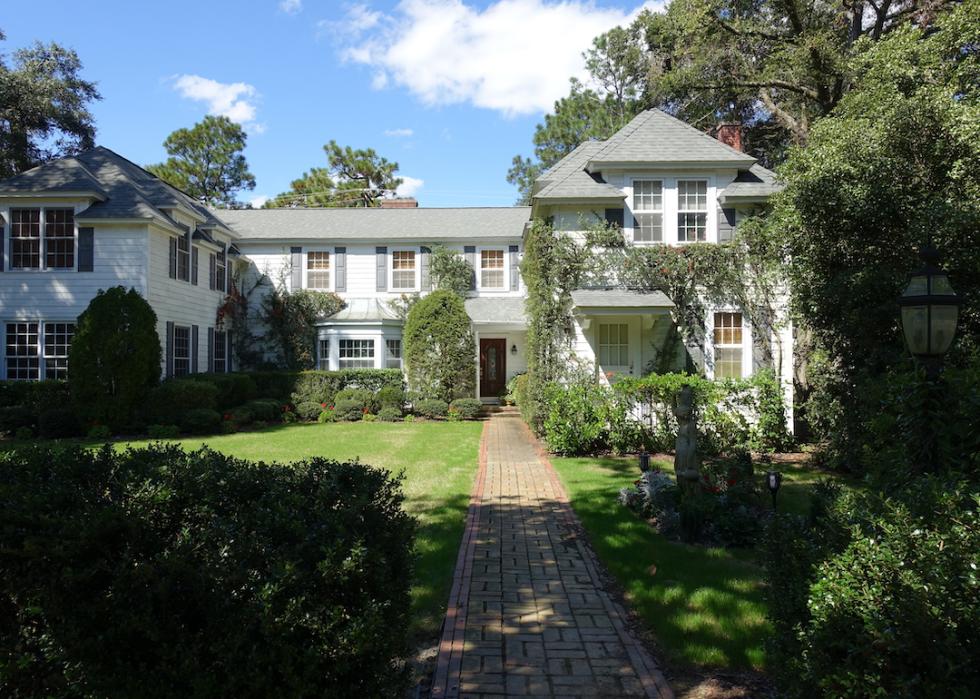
[715,123,743,152]
[380,197,419,209]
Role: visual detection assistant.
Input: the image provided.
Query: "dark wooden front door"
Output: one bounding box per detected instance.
[479,338,507,399]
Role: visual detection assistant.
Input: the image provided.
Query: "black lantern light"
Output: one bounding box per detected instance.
[766,470,782,511]
[898,245,961,378]
[510,343,518,355]
[638,448,650,472]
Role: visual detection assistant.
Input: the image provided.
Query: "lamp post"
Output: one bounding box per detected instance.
[638,448,650,472]
[766,470,782,511]
[897,244,961,472]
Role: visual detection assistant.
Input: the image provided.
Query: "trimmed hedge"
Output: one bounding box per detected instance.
[0,380,69,415]
[0,443,415,697]
[195,373,258,409]
[415,399,449,419]
[144,379,219,426]
[449,398,482,420]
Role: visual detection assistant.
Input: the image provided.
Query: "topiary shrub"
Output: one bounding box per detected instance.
[404,290,475,402]
[147,424,180,439]
[377,406,402,422]
[449,398,482,420]
[414,399,448,420]
[294,401,324,422]
[333,388,377,414]
[180,408,222,435]
[377,384,406,411]
[333,399,364,422]
[244,399,281,423]
[38,408,83,439]
[144,379,219,426]
[69,287,162,430]
[0,442,415,697]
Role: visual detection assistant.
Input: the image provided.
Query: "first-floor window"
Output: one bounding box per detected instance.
[339,339,374,369]
[385,339,402,369]
[173,325,191,377]
[598,323,629,367]
[713,312,744,379]
[480,250,505,289]
[318,338,330,370]
[307,251,330,289]
[43,322,75,380]
[213,330,228,373]
[5,322,39,380]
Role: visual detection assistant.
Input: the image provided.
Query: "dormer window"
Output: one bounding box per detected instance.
[677,180,708,242]
[631,180,662,243]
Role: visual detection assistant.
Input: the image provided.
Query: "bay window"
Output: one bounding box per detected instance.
[385,339,402,369]
[339,339,374,369]
[318,338,330,370]
[677,180,708,242]
[631,180,662,243]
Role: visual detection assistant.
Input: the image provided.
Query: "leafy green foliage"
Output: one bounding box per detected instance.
[287,369,403,406]
[414,399,448,420]
[37,407,82,439]
[0,443,415,697]
[144,378,218,426]
[145,116,255,206]
[68,287,161,430]
[266,140,402,208]
[195,373,258,409]
[448,398,482,420]
[179,408,222,435]
[429,244,473,297]
[261,288,343,370]
[0,33,100,178]
[243,399,281,423]
[332,399,364,421]
[403,290,475,402]
[377,406,402,422]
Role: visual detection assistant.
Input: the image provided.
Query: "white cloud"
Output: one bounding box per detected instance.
[278,0,303,15]
[395,176,424,197]
[384,127,414,137]
[171,74,264,132]
[335,0,660,116]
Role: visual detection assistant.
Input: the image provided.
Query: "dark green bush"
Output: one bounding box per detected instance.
[144,379,219,426]
[244,399,281,423]
[333,399,364,422]
[414,399,448,419]
[404,291,475,402]
[0,442,416,697]
[377,406,402,422]
[69,286,161,430]
[377,384,406,410]
[180,408,222,435]
[293,401,323,421]
[13,426,33,441]
[288,369,404,406]
[0,406,35,435]
[250,371,300,401]
[86,425,112,441]
[542,378,608,455]
[196,373,258,409]
[449,398,482,420]
[38,408,83,439]
[147,424,180,439]
[0,380,69,415]
[227,405,254,425]
[334,388,377,414]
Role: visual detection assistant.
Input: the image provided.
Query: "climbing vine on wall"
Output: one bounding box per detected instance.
[261,287,344,370]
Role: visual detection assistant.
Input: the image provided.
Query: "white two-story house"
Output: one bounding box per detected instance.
[0,109,793,418]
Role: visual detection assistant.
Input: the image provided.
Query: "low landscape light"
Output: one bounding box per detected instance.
[766,470,782,511]
[638,449,650,472]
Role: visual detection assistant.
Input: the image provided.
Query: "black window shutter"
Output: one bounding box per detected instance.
[509,245,519,291]
[191,325,199,373]
[604,208,624,229]
[376,246,387,292]
[207,327,215,373]
[0,226,5,272]
[209,253,216,290]
[169,237,177,279]
[290,246,302,290]
[165,321,174,378]
[464,246,476,290]
[191,247,199,285]
[77,227,94,272]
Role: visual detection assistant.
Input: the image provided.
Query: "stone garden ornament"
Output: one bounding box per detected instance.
[673,384,701,493]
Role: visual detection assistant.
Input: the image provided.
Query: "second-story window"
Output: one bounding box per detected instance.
[216,245,227,292]
[480,250,505,289]
[307,251,330,289]
[10,209,41,269]
[177,235,190,281]
[391,250,416,290]
[677,180,708,242]
[631,180,662,243]
[44,209,75,269]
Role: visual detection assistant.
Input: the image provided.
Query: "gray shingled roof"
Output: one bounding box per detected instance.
[571,288,675,309]
[0,147,235,236]
[533,142,626,201]
[718,164,782,202]
[587,110,756,169]
[465,297,527,325]
[218,207,530,241]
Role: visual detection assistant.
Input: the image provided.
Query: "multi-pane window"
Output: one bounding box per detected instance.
[318,338,330,370]
[598,323,629,367]
[216,245,227,292]
[677,180,708,242]
[10,209,41,269]
[213,330,228,373]
[480,250,505,289]
[307,251,330,289]
[391,251,416,290]
[385,339,402,369]
[339,339,375,369]
[713,312,744,379]
[176,235,190,281]
[43,323,75,380]
[173,325,191,377]
[5,322,40,380]
[631,180,663,243]
[44,209,75,269]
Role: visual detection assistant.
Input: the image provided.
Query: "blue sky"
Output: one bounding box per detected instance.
[4,1,653,207]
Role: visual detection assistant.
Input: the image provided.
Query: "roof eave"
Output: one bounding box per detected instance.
[586,158,756,172]
[0,190,108,202]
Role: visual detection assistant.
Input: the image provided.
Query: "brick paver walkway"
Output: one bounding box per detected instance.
[431,410,672,698]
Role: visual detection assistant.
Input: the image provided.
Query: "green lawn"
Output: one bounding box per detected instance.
[116,421,483,642]
[550,453,845,671]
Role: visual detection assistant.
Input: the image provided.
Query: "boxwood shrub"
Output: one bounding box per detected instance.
[0,443,416,698]
[378,406,402,422]
[244,399,281,423]
[333,399,364,422]
[449,398,482,420]
[333,388,378,414]
[38,408,83,439]
[294,401,324,422]
[414,399,449,419]
[196,373,258,409]
[144,379,219,426]
[180,408,222,435]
